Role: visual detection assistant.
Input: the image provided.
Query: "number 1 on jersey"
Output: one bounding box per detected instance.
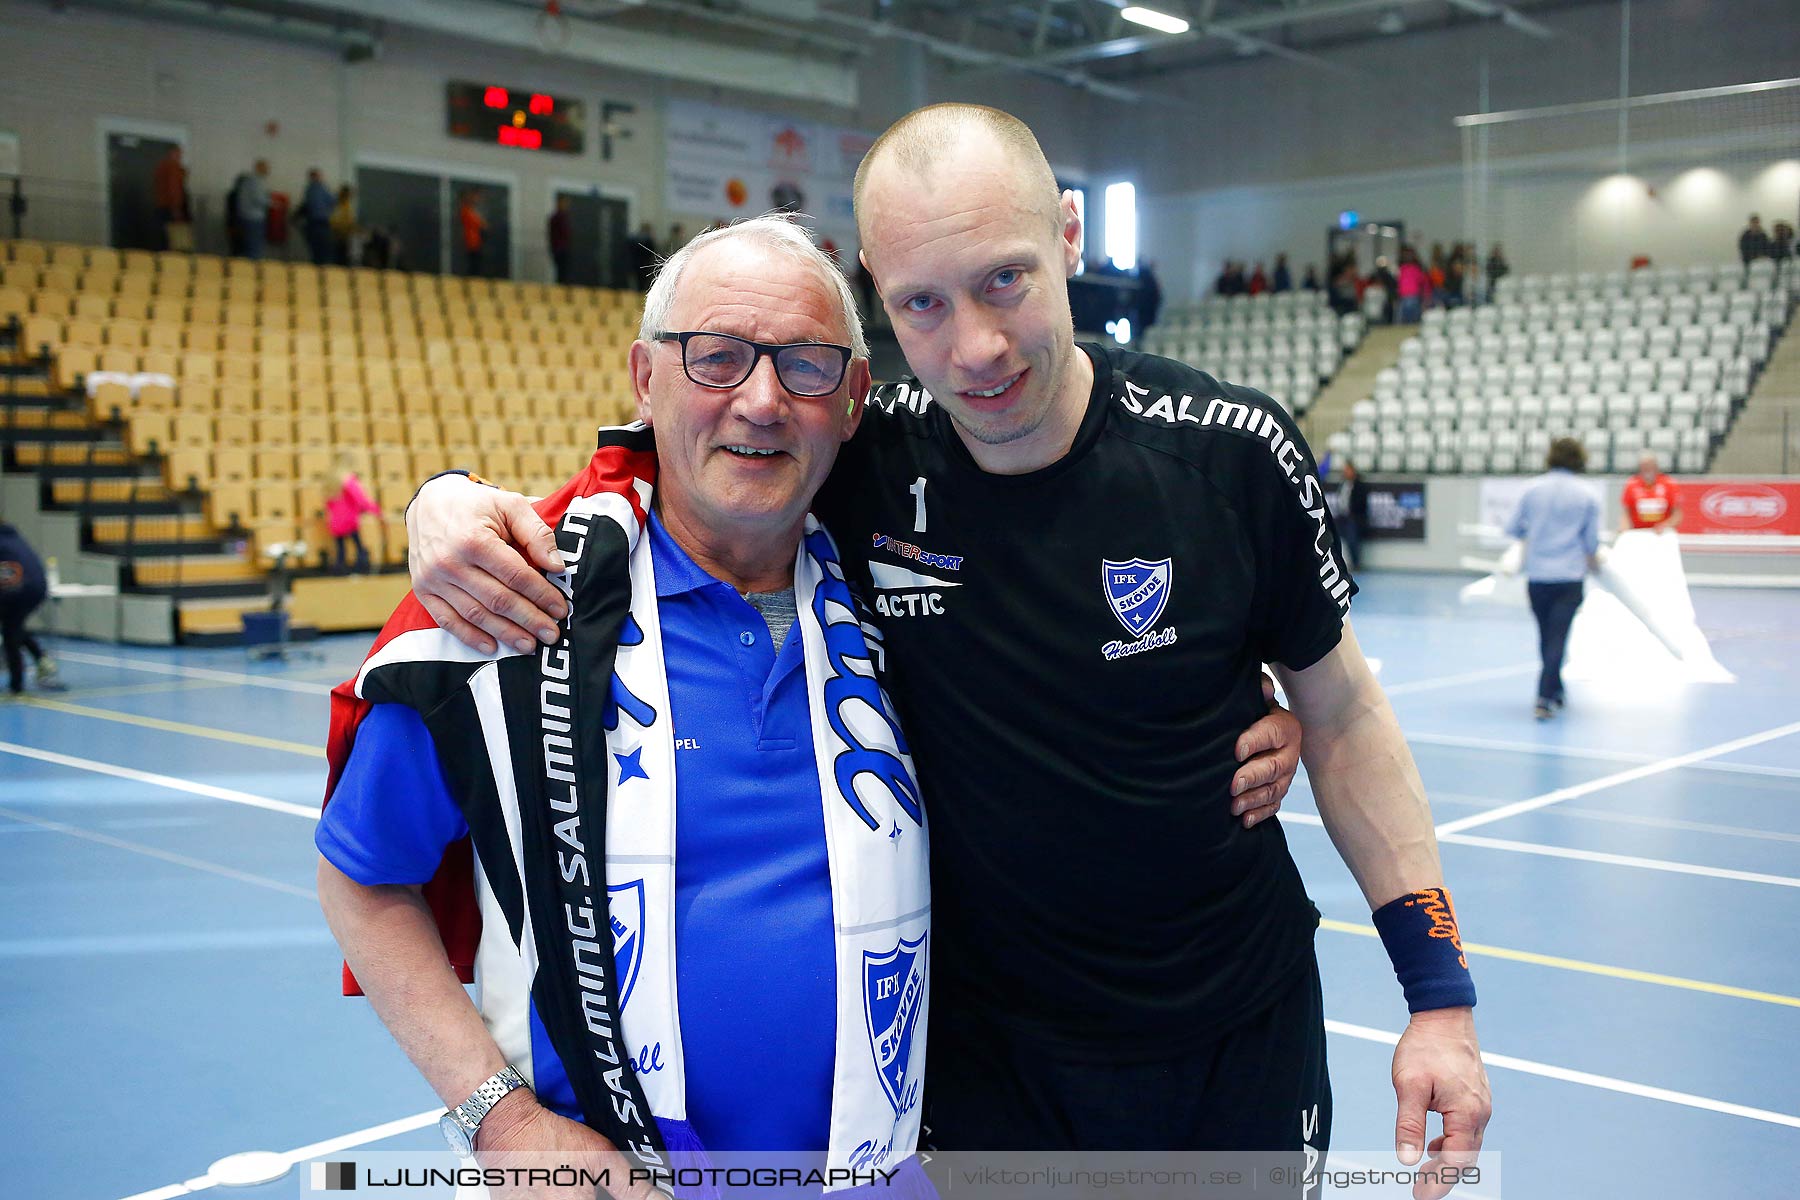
[909,476,928,533]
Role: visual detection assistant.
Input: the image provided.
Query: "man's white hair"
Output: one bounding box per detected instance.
[638,213,867,360]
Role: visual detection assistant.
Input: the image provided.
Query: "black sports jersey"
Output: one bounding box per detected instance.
[813,344,1356,1059]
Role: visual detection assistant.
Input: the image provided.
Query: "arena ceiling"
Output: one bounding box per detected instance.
[58,0,1609,106]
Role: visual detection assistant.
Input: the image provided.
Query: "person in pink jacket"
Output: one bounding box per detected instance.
[1396,245,1432,324]
[321,454,380,573]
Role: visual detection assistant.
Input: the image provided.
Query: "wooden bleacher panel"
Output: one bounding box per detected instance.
[105,317,145,345]
[296,448,333,480]
[212,449,253,482]
[128,412,172,455]
[33,290,74,317]
[254,450,296,481]
[254,415,293,445]
[206,482,250,528]
[89,380,131,421]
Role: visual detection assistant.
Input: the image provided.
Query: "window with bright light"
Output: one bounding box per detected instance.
[1104,181,1137,272]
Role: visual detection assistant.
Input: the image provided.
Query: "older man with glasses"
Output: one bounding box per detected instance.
[317,216,936,1196]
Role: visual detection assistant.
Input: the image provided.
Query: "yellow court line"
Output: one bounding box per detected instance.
[1321,917,1800,1010]
[20,698,324,757]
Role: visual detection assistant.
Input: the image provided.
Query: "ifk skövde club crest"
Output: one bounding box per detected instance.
[862,934,926,1113]
[1102,558,1173,637]
[608,879,646,1010]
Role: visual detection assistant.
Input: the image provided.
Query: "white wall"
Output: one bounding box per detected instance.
[1098,0,1800,298]
[0,0,1100,276]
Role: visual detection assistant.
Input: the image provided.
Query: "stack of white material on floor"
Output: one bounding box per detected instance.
[1459,529,1734,684]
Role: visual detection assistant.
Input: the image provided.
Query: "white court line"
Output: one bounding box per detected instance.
[0,805,316,899]
[1434,719,1800,836]
[1327,1020,1800,1130]
[1282,811,1800,888]
[49,649,335,695]
[114,1110,439,1200]
[0,742,318,819]
[1406,731,1800,781]
[1438,831,1800,889]
[1380,663,1538,697]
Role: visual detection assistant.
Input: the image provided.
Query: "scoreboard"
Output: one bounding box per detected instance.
[447,81,585,154]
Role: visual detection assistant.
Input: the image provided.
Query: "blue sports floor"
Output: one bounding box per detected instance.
[4,571,1797,1199]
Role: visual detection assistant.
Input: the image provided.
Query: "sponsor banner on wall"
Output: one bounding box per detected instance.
[1363,481,1427,540]
[1477,476,1606,535]
[1676,480,1800,537]
[663,99,871,252]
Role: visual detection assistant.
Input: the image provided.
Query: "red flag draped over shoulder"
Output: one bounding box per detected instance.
[322,435,657,995]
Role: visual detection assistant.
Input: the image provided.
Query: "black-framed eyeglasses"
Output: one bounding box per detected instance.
[652,331,853,398]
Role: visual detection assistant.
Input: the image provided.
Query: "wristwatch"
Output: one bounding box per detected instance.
[439,1064,529,1156]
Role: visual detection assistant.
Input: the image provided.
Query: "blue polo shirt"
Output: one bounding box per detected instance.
[317,511,837,1151]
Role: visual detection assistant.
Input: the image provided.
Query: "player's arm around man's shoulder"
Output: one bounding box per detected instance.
[1275,625,1492,1200]
[401,468,1304,827]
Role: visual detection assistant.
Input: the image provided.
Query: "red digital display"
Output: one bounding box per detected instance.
[447,81,583,154]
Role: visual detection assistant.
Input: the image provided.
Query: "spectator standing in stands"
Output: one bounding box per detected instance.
[1427,243,1447,302]
[1770,221,1794,283]
[1507,438,1600,721]
[151,145,189,252]
[330,185,357,266]
[1443,246,1466,309]
[547,195,573,285]
[362,226,393,271]
[1303,264,1321,291]
[0,518,65,697]
[1273,254,1293,293]
[1739,215,1770,279]
[1136,260,1163,334]
[459,190,488,278]
[1620,453,1682,534]
[1396,247,1430,324]
[1248,262,1269,295]
[300,169,335,266]
[1484,244,1509,303]
[1372,255,1399,324]
[1327,258,1358,315]
[321,454,380,574]
[233,160,271,260]
[1329,460,1369,574]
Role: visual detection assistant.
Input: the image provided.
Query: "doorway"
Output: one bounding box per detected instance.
[106,131,181,251]
[356,166,441,274]
[554,188,630,288]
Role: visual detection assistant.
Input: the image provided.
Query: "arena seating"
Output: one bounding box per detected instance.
[1140,289,1367,416]
[1330,261,1794,475]
[1,239,642,575]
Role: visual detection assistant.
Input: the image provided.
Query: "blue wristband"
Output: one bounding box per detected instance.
[1372,888,1477,1013]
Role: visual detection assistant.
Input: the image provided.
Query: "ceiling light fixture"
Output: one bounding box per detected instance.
[1120,6,1191,35]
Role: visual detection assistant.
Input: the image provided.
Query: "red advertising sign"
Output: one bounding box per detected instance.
[1675,480,1800,536]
